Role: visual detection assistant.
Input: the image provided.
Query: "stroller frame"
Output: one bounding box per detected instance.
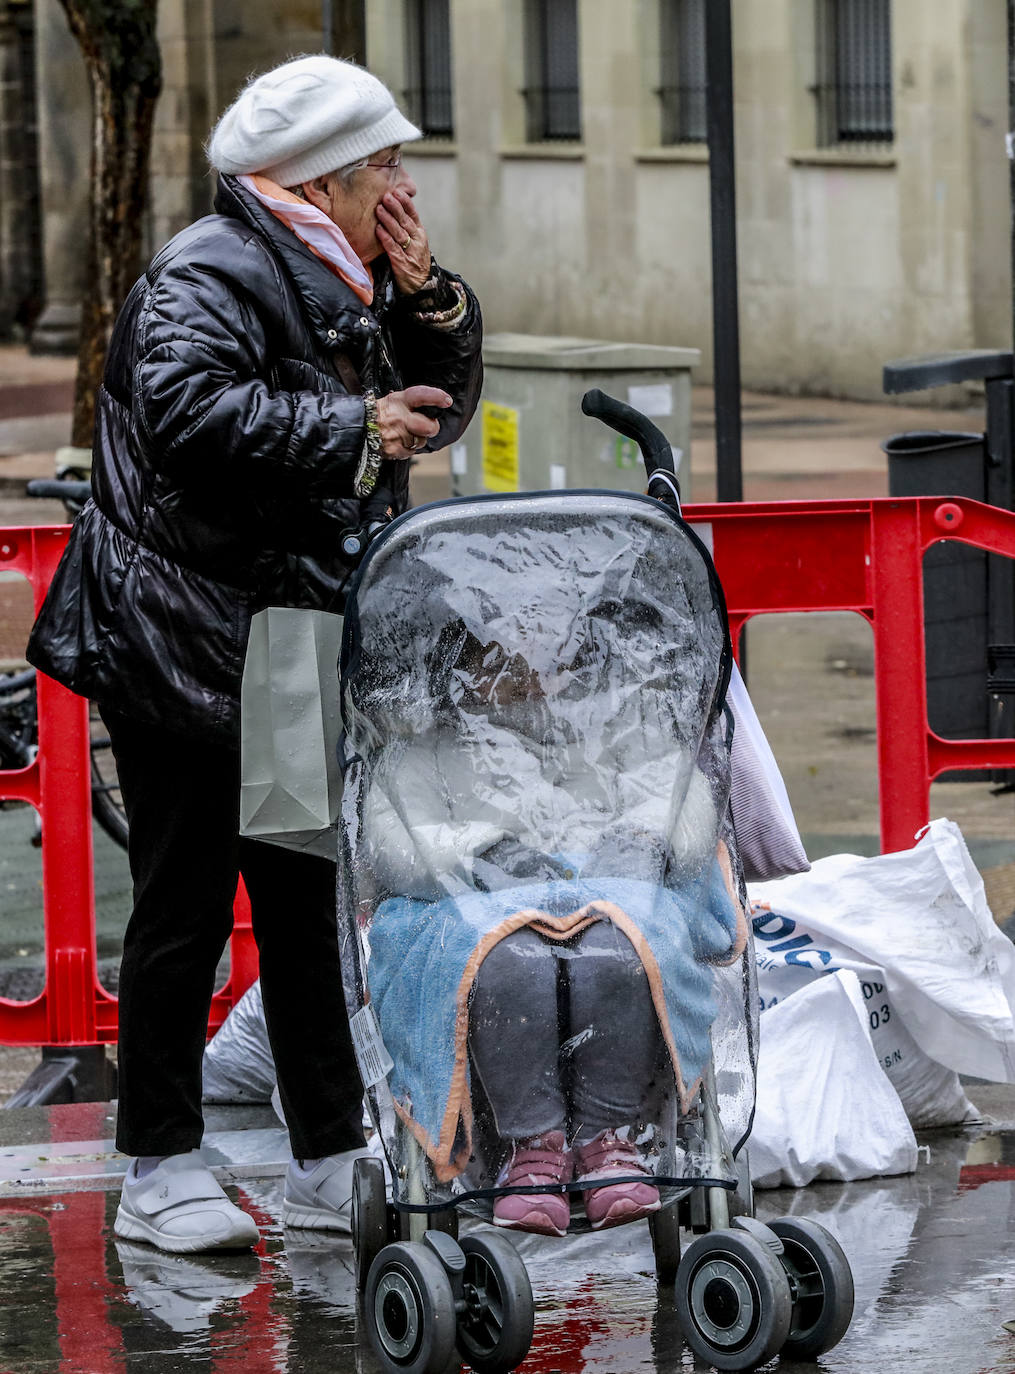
[343,391,854,1374]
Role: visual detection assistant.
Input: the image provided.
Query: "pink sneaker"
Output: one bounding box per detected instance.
[493,1131,572,1238]
[574,1130,660,1231]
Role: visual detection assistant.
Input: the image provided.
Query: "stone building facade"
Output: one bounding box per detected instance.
[1,0,1011,400]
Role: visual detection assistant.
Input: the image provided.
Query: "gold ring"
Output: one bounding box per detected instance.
[401,236,411,249]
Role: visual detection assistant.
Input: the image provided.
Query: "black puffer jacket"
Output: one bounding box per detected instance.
[27,176,483,741]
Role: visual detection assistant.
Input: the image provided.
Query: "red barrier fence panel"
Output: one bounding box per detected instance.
[0,525,258,1049]
[0,526,103,1047]
[3,495,1015,1048]
[690,496,1015,853]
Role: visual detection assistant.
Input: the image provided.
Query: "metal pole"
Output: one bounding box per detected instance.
[1010,1,1015,357]
[1001,0,1015,758]
[705,0,743,504]
[322,0,333,54]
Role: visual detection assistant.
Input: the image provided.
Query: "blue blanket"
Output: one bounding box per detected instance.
[367,858,745,1177]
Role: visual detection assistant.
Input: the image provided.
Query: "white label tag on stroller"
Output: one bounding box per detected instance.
[350,1004,395,1087]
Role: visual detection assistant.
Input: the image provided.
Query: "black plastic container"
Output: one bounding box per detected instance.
[884,431,988,743]
[883,351,1015,782]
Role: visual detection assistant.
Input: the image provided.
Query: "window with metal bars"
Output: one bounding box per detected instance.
[404,0,454,140]
[524,0,582,142]
[1,0,42,329]
[658,0,707,145]
[814,0,893,147]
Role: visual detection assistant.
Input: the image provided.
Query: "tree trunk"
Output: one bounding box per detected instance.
[56,0,160,447]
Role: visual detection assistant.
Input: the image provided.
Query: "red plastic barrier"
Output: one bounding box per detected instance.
[0,525,257,1047]
[2,494,1014,1049]
[690,496,1015,851]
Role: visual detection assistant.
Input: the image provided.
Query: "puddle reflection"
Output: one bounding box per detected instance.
[113,1241,262,1334]
[2,1126,1015,1372]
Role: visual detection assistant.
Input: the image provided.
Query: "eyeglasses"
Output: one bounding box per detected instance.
[364,153,403,176]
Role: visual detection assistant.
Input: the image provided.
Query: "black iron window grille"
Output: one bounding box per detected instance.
[404,0,454,140]
[814,0,893,147]
[1,0,42,330]
[658,0,707,145]
[524,0,582,142]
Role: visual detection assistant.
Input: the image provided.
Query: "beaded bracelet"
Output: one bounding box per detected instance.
[415,279,468,331]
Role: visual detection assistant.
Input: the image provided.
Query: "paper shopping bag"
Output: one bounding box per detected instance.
[239,606,345,859]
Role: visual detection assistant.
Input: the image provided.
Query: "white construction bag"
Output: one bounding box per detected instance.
[239,606,345,859]
[750,819,1015,1127]
[202,979,275,1104]
[749,969,919,1189]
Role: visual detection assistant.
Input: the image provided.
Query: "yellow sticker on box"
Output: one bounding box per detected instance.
[482,401,519,492]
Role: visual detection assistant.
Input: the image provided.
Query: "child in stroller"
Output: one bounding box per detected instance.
[340,467,755,1218]
[359,623,748,1238]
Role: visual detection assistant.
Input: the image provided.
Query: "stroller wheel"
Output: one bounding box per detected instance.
[456,1232,534,1374]
[675,1228,792,1371]
[769,1217,854,1359]
[365,1241,457,1374]
[352,1157,388,1292]
[648,1203,681,1285]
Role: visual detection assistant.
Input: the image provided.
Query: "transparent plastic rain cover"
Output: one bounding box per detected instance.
[338,493,758,1219]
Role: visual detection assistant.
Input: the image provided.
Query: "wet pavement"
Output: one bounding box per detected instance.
[3,1089,1015,1373]
[4,346,1015,1368]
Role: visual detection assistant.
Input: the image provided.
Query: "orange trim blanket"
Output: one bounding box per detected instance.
[365,845,747,1181]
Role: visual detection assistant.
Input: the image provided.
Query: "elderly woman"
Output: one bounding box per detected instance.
[27,54,482,1253]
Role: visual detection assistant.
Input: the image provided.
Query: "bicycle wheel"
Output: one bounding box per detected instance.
[89,702,129,848]
[0,668,38,772]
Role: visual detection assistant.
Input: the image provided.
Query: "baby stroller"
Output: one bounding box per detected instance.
[336,391,854,1373]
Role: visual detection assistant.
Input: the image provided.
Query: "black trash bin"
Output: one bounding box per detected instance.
[883,350,1015,780]
[883,430,989,747]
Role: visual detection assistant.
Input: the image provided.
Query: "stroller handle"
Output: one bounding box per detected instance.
[580,389,681,511]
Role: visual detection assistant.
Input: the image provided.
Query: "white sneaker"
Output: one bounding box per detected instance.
[281,1147,374,1232]
[114,1151,260,1254]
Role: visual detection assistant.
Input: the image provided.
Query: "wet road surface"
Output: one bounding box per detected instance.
[3,1096,1015,1373]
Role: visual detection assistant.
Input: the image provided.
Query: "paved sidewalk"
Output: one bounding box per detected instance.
[3,346,1015,1373]
[3,1091,1015,1374]
[1,346,1012,967]
[689,383,983,501]
[0,345,76,496]
[1,344,1011,1015]
[0,341,987,504]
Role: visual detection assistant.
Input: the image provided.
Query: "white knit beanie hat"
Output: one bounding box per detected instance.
[207,54,421,186]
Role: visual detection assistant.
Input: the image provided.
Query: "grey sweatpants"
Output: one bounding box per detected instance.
[468,920,664,1142]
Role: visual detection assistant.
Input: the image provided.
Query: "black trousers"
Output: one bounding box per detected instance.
[106,709,365,1160]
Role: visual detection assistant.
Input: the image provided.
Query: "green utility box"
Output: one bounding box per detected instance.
[450,334,700,500]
